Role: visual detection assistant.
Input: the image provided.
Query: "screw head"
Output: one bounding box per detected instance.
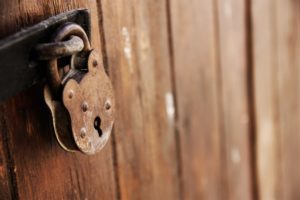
[80,128,87,138]
[93,60,98,67]
[81,101,89,112]
[68,90,74,99]
[105,100,111,110]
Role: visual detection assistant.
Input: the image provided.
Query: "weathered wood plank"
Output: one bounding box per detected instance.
[251,0,281,199]
[169,0,224,199]
[276,0,300,199]
[101,0,180,199]
[216,0,254,199]
[0,110,12,200]
[0,1,117,199]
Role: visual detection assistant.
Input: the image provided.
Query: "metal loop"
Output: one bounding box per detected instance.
[47,23,91,97]
[51,22,91,51]
[36,35,84,60]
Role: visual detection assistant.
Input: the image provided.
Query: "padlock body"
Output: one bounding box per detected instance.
[62,50,115,154]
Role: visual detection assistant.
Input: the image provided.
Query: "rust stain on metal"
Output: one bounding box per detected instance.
[44,85,78,152]
[62,50,115,154]
[47,23,92,97]
[36,35,84,60]
[42,23,115,154]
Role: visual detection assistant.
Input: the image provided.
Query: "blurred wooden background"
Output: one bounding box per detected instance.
[0,0,299,199]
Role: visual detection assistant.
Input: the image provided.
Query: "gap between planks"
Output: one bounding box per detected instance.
[165,0,184,199]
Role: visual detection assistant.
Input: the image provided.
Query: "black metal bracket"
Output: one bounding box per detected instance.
[0,9,91,102]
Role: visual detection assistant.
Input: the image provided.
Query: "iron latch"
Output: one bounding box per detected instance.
[0,9,90,102]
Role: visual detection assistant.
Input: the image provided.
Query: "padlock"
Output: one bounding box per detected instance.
[62,50,115,154]
[43,23,115,154]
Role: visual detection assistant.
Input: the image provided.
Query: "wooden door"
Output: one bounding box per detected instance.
[0,0,299,200]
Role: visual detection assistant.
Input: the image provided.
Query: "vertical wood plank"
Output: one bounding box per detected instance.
[0,112,12,200]
[101,0,180,199]
[251,0,281,199]
[0,1,117,199]
[169,0,224,199]
[276,0,300,199]
[216,0,254,199]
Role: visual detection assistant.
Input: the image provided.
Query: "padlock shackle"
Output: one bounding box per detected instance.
[52,22,91,51]
[47,23,92,98]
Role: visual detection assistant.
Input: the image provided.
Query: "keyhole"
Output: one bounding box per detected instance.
[94,116,103,137]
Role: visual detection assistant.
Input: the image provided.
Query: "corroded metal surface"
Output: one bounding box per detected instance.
[44,85,78,152]
[0,9,90,102]
[47,23,92,97]
[35,35,84,60]
[43,22,115,154]
[62,50,115,154]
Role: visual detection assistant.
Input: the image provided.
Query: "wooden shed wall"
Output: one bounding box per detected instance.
[0,0,299,199]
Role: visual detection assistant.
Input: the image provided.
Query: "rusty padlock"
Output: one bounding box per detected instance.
[42,23,115,154]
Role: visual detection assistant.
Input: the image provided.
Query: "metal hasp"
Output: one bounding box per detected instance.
[0,9,115,154]
[0,9,90,101]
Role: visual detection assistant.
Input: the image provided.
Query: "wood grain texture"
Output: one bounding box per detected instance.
[0,1,117,199]
[169,0,224,199]
[216,0,254,199]
[0,111,12,200]
[252,0,281,199]
[100,0,180,199]
[1,0,299,199]
[276,0,300,199]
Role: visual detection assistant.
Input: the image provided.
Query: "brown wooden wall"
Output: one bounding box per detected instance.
[0,0,299,199]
